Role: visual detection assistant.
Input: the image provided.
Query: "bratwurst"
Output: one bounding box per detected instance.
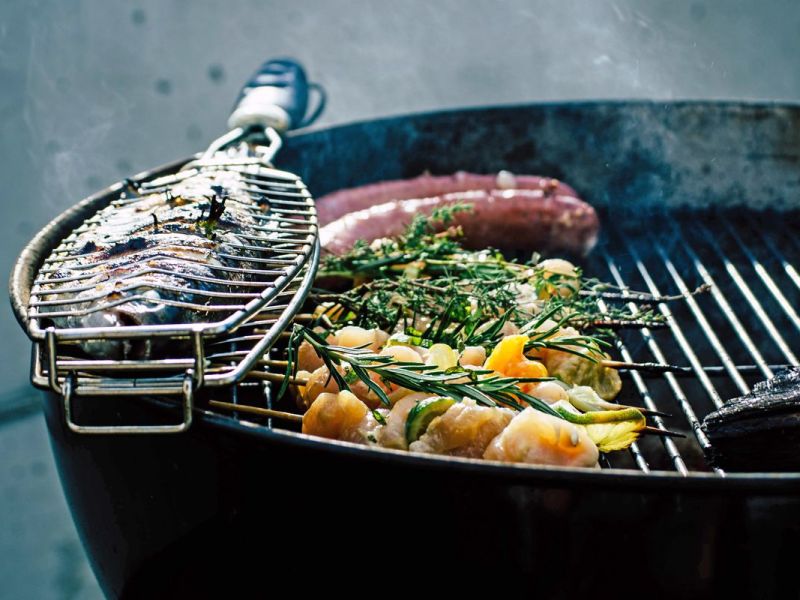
[320,187,599,256]
[316,171,579,225]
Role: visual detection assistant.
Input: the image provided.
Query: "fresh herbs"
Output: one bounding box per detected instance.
[313,271,525,347]
[196,187,228,238]
[291,326,558,416]
[278,207,702,452]
[319,204,486,281]
[520,303,609,357]
[315,209,664,353]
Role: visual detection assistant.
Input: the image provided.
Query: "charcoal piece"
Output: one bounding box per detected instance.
[702,367,800,471]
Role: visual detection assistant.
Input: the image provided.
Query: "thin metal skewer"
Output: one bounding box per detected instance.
[583,319,668,329]
[642,426,685,438]
[618,405,672,418]
[246,371,307,385]
[579,284,710,302]
[603,360,793,375]
[275,366,673,418]
[208,399,302,423]
[267,355,783,380]
[209,397,683,437]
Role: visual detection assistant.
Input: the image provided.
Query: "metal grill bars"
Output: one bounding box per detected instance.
[588,210,800,474]
[207,209,797,475]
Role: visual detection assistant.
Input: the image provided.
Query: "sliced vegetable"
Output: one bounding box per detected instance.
[426,343,460,371]
[535,258,581,299]
[484,335,548,380]
[385,332,433,349]
[485,335,528,372]
[546,350,622,400]
[553,405,643,425]
[566,385,625,412]
[405,397,456,444]
[582,418,646,452]
[552,404,646,452]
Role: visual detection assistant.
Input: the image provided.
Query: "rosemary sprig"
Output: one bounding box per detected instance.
[315,212,670,348]
[319,206,527,283]
[581,279,711,302]
[292,326,559,417]
[286,327,661,444]
[519,302,612,361]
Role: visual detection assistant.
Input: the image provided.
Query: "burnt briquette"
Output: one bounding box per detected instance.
[702,367,800,471]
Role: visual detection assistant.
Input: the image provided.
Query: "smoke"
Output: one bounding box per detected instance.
[17,0,800,214]
[23,3,136,209]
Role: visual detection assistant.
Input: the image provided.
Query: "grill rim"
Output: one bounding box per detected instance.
[184,404,800,488]
[284,98,800,215]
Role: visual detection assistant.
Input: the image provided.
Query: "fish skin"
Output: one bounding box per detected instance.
[702,367,800,471]
[37,170,277,359]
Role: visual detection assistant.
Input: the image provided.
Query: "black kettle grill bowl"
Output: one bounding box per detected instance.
[20,102,800,597]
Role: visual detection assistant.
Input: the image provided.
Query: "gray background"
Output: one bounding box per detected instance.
[1,0,799,597]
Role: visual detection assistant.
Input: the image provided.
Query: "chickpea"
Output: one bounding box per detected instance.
[379,345,423,364]
[537,258,580,298]
[302,391,368,440]
[459,346,487,367]
[529,381,569,404]
[333,326,389,352]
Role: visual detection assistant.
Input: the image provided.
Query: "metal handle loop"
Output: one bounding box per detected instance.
[62,373,194,435]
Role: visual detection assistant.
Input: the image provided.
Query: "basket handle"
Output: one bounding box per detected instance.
[228,58,325,133]
[61,373,194,435]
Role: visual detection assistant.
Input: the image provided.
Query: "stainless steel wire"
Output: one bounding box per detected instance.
[598,257,689,475]
[586,211,800,474]
[696,225,797,367]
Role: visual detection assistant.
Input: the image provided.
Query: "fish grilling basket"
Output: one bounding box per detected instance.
[14,59,320,434]
[9,59,800,597]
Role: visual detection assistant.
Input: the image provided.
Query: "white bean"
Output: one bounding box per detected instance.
[530,381,569,404]
[459,346,487,367]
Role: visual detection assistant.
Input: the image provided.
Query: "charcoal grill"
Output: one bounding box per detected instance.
[10,97,800,597]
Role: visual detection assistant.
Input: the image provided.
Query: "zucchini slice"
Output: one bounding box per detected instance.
[405,397,456,444]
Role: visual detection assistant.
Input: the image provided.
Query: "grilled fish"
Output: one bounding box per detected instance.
[37,169,282,359]
[702,367,800,471]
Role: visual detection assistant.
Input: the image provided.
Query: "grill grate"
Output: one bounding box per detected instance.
[585,209,800,474]
[12,57,335,433]
[31,241,318,433]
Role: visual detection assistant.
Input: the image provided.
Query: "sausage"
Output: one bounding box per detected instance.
[316,171,577,225]
[320,188,599,256]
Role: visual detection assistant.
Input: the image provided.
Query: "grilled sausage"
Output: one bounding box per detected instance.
[316,171,577,225]
[320,188,599,256]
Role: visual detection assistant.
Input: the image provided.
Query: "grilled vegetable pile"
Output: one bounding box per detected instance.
[285,206,676,468]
